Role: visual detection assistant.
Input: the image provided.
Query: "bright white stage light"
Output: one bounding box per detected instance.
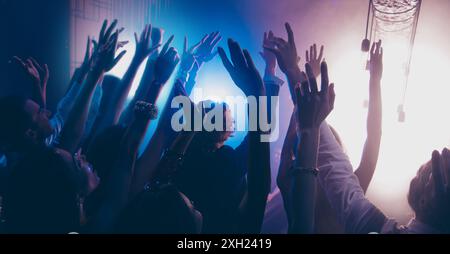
[328,39,450,222]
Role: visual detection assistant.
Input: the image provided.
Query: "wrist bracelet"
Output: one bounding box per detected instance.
[134,101,159,120]
[290,166,319,177]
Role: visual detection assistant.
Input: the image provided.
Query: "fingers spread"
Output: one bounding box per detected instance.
[104,19,118,42]
[99,20,108,43]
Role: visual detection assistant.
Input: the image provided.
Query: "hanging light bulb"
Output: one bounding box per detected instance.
[361,0,422,122]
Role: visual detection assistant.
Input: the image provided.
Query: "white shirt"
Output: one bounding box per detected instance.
[317,122,440,234]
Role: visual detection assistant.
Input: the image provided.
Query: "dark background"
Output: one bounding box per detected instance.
[1,0,449,228]
[0,0,70,110]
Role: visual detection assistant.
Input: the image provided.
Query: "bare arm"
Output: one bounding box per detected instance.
[58,69,103,153]
[126,45,180,197]
[234,31,285,172]
[276,112,297,226]
[218,39,271,233]
[354,41,383,193]
[130,80,186,197]
[315,53,386,233]
[13,56,49,109]
[184,32,222,95]
[85,101,154,233]
[58,20,126,153]
[108,25,159,124]
[119,35,175,125]
[289,62,335,234]
[238,108,271,234]
[176,35,205,89]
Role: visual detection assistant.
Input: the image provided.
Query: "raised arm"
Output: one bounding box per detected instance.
[58,20,126,153]
[108,24,159,124]
[261,31,285,96]
[233,31,284,171]
[126,46,180,197]
[277,43,324,228]
[130,79,186,197]
[58,39,110,150]
[276,111,297,226]
[264,23,304,104]
[13,56,49,108]
[85,101,155,233]
[305,44,324,79]
[289,62,335,234]
[149,102,200,186]
[354,41,383,193]
[119,27,170,124]
[218,39,271,233]
[118,35,176,125]
[176,35,205,87]
[184,32,222,95]
[55,38,95,123]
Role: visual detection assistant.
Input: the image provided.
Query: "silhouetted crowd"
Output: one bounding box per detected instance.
[0,20,448,234]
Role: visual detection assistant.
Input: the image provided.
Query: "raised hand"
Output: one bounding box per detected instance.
[305,44,324,78]
[90,20,127,73]
[13,56,49,107]
[91,32,126,73]
[98,19,118,47]
[296,62,335,131]
[264,23,300,75]
[260,31,277,75]
[369,40,383,81]
[218,39,265,97]
[92,26,127,51]
[194,31,222,64]
[179,36,205,73]
[133,24,161,63]
[154,35,180,84]
[353,40,383,193]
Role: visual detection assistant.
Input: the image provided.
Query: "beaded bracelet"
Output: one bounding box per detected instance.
[134,101,159,120]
